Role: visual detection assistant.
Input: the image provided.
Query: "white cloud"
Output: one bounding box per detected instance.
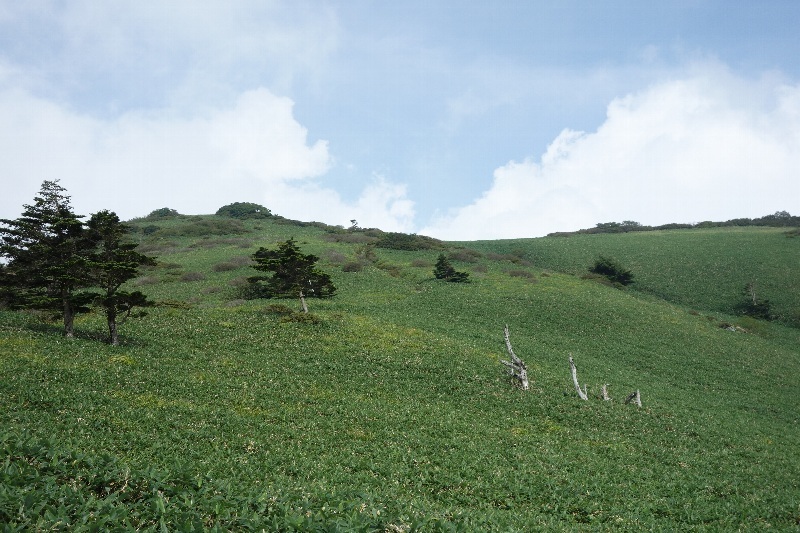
[263,176,416,233]
[422,64,800,240]
[0,1,339,109]
[0,86,414,231]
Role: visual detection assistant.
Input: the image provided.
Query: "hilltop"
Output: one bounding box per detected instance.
[1,211,799,530]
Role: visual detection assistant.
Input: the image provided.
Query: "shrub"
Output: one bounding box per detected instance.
[323,233,379,244]
[324,250,348,264]
[157,219,247,237]
[215,202,272,219]
[212,262,238,272]
[342,262,364,272]
[228,276,249,288]
[411,259,433,268]
[145,207,180,219]
[507,269,537,282]
[589,255,634,286]
[448,248,482,263]
[180,272,206,282]
[375,232,443,251]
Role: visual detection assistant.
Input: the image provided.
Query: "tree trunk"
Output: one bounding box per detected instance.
[569,355,588,400]
[107,309,119,346]
[501,325,529,390]
[63,295,75,338]
[624,390,642,407]
[299,290,308,314]
[602,384,612,401]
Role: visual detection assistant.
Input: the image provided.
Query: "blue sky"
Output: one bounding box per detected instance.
[1,1,799,239]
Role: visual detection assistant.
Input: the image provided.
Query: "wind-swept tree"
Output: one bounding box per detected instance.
[0,180,95,336]
[589,255,634,286]
[86,210,156,345]
[433,254,470,283]
[248,238,336,313]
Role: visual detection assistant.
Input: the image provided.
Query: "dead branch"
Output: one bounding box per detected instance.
[601,384,612,401]
[624,390,642,407]
[501,325,529,390]
[569,354,588,400]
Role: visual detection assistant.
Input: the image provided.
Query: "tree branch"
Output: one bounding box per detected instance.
[624,390,642,407]
[501,325,529,390]
[569,354,588,400]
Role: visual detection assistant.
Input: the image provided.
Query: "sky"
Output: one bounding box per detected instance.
[1,1,799,240]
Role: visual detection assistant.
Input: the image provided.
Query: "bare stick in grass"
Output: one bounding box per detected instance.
[569,354,588,400]
[501,325,529,390]
[624,390,642,407]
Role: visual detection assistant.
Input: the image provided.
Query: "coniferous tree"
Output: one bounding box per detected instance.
[433,254,470,283]
[248,238,336,313]
[0,180,95,336]
[589,255,634,286]
[86,210,156,345]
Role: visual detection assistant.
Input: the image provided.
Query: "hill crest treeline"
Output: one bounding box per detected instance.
[549,210,799,237]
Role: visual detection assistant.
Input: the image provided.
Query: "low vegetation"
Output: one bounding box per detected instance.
[1,196,799,529]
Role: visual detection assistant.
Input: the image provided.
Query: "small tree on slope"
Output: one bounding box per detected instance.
[433,254,470,283]
[86,210,156,345]
[0,180,95,336]
[248,238,336,313]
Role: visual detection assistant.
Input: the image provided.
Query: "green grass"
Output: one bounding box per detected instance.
[2,217,799,530]
[461,227,800,326]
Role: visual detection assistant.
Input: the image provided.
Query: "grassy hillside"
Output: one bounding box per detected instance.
[460,226,800,327]
[2,216,799,530]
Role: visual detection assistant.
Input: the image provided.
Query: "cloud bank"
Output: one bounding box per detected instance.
[0,85,415,232]
[422,65,800,240]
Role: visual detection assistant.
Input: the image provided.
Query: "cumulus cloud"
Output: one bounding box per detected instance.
[0,86,414,230]
[422,64,800,240]
[264,176,416,233]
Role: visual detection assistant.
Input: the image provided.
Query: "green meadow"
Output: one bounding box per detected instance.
[2,216,799,530]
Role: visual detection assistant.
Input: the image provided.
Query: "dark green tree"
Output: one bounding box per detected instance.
[248,238,336,313]
[737,280,772,320]
[86,210,156,345]
[0,180,95,336]
[589,255,634,286]
[433,254,470,283]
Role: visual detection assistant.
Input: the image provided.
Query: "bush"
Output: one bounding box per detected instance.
[411,259,433,268]
[324,250,348,264]
[342,262,364,272]
[507,269,537,282]
[215,202,272,219]
[375,232,443,251]
[145,207,180,219]
[589,255,634,286]
[448,248,482,263]
[212,262,238,272]
[323,233,379,244]
[156,219,247,237]
[180,272,206,282]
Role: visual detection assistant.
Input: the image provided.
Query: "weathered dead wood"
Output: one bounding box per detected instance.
[601,384,612,401]
[501,325,529,390]
[624,390,642,407]
[569,354,588,400]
